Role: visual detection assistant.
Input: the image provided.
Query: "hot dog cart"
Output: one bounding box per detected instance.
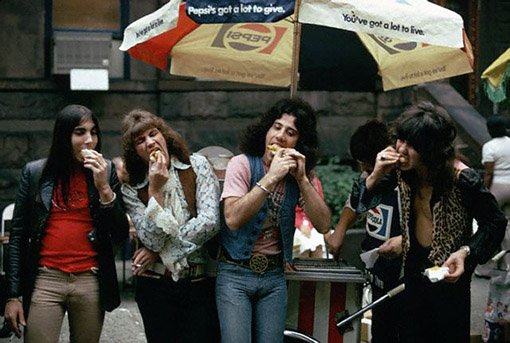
[286,258,366,343]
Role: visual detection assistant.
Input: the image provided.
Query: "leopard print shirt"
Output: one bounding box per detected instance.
[398,170,471,266]
[352,167,506,269]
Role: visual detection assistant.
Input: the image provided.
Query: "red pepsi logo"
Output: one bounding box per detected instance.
[211,23,288,54]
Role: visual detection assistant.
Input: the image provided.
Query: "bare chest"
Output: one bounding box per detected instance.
[414,188,433,247]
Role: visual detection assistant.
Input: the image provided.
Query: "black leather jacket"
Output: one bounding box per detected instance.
[6,159,129,313]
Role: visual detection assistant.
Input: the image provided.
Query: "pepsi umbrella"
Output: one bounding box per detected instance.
[120,0,472,95]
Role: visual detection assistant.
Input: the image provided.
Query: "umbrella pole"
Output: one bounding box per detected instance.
[493,102,499,114]
[290,0,302,98]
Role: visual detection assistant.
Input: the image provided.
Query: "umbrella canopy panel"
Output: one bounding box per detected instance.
[358,31,473,91]
[481,48,510,103]
[170,19,294,87]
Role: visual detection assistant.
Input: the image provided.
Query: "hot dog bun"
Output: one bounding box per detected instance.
[267,144,281,155]
[149,149,160,163]
[80,149,94,158]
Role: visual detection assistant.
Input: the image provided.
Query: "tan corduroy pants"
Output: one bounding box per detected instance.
[25,266,105,343]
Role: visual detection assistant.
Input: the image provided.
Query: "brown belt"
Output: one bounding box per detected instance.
[164,264,207,280]
[140,262,207,282]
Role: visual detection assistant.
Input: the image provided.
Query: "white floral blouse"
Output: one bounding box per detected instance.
[121,154,220,273]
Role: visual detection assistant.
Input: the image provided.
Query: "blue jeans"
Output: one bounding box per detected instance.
[216,262,287,343]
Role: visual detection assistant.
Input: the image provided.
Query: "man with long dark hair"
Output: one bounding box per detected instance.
[351,101,507,343]
[121,109,220,343]
[4,105,129,342]
[218,97,331,343]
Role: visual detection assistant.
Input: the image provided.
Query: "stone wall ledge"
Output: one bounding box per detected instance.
[0,79,287,93]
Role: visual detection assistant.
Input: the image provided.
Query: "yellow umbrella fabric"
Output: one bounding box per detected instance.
[170,18,294,87]
[357,32,473,91]
[481,48,510,103]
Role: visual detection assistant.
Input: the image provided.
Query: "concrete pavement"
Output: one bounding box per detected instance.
[471,275,491,337]
[0,274,492,342]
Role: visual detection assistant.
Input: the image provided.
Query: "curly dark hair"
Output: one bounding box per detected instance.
[122,109,190,186]
[238,97,320,172]
[393,101,456,194]
[350,120,391,166]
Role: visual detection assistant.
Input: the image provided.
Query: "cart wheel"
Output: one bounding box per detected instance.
[362,283,372,307]
[284,329,321,343]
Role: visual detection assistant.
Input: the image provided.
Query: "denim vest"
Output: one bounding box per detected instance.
[220,155,299,263]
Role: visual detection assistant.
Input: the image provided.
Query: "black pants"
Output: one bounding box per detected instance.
[401,237,471,343]
[371,284,402,343]
[400,274,471,343]
[135,276,220,343]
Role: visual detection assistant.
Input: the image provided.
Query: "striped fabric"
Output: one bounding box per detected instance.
[286,280,362,343]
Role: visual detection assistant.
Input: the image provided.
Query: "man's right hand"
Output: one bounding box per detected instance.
[327,228,346,260]
[266,148,297,183]
[4,299,25,338]
[148,152,169,206]
[378,235,403,259]
[132,247,159,276]
[328,207,359,260]
[366,146,400,191]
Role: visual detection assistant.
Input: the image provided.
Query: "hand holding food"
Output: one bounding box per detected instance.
[80,148,95,159]
[424,266,449,283]
[81,149,103,169]
[148,148,168,192]
[81,149,110,196]
[267,144,281,155]
[265,144,298,181]
[149,149,161,171]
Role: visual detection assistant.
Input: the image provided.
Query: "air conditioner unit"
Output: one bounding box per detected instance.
[53,31,112,74]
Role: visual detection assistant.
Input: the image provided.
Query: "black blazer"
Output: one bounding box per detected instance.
[6,159,129,313]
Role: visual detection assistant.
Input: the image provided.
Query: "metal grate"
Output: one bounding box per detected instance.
[53,31,112,74]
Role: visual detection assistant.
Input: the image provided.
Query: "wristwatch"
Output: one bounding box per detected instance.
[460,245,471,256]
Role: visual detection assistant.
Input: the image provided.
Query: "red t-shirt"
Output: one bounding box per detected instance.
[39,169,98,272]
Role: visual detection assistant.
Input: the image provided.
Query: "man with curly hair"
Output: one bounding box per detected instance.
[217,97,331,343]
[121,109,220,343]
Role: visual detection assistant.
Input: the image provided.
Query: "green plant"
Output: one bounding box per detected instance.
[314,156,360,227]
